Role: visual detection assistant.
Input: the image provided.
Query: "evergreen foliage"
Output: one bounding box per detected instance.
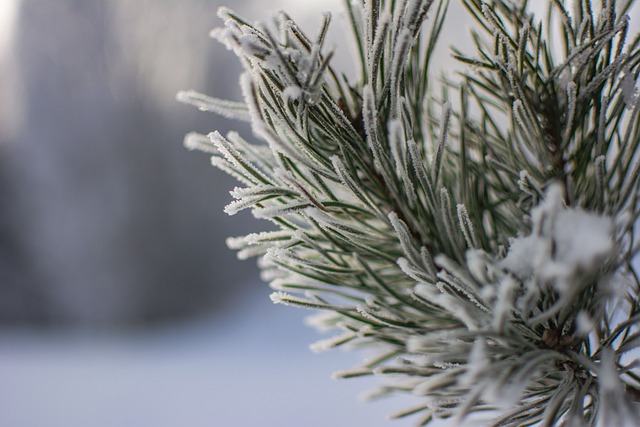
[179,1,640,425]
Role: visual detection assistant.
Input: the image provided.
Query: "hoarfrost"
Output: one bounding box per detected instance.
[621,68,639,108]
[553,209,613,269]
[463,339,488,386]
[282,85,303,102]
[596,350,640,426]
[575,311,596,336]
[501,184,614,284]
[500,235,546,280]
[466,249,491,283]
[304,311,341,332]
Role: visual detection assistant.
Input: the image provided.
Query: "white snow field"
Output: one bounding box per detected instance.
[0,290,445,427]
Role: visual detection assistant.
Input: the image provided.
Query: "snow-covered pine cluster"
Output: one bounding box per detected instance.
[179,0,640,425]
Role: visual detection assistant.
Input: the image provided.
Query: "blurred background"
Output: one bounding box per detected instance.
[0,0,448,426]
[0,0,264,328]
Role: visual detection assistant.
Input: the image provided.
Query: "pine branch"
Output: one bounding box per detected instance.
[180,1,640,425]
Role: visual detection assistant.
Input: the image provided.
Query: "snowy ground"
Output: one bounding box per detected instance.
[0,289,444,427]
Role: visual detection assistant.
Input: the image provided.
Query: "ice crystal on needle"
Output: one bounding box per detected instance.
[179,1,640,425]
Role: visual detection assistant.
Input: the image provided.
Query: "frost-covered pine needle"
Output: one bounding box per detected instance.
[181,1,640,425]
